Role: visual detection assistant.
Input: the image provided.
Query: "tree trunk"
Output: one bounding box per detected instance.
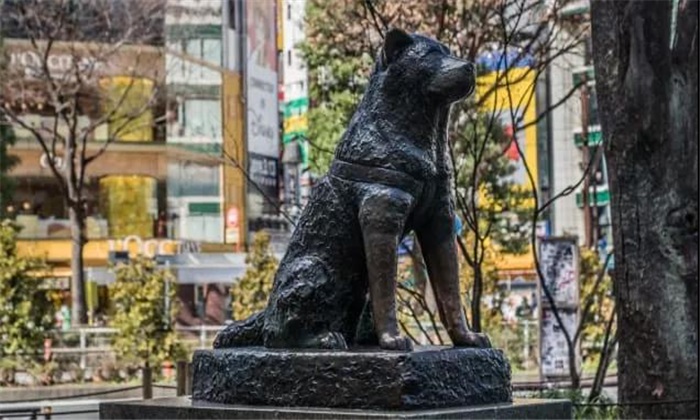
[591,1,698,418]
[69,204,88,326]
[568,342,581,389]
[471,265,482,332]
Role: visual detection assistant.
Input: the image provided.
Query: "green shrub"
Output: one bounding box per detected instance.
[109,257,185,372]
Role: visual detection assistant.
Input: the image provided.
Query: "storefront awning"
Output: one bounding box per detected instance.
[86,252,285,285]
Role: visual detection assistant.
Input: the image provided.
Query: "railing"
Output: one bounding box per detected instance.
[46,326,223,369]
[0,362,191,419]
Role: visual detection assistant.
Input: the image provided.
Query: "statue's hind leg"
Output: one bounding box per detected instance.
[262,256,351,350]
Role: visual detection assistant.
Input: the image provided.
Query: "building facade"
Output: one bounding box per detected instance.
[279,0,311,217]
[549,0,612,256]
[1,0,291,327]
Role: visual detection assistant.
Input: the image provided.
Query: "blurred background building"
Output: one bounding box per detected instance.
[1,0,309,327]
[1,0,609,330]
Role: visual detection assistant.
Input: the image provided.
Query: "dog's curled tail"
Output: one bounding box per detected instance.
[212,311,265,348]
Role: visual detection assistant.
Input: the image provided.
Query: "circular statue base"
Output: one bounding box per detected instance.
[191,346,512,410]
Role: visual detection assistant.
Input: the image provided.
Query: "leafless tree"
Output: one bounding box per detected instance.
[0,0,166,325]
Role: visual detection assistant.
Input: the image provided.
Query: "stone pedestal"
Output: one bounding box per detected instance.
[192,347,512,410]
[100,397,573,419]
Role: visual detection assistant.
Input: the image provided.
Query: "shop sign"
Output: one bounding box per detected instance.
[40,153,66,170]
[225,206,241,245]
[108,235,200,258]
[10,51,104,80]
[39,277,70,290]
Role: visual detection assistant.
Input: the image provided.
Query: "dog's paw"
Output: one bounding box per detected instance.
[318,332,349,350]
[379,333,414,351]
[453,332,492,348]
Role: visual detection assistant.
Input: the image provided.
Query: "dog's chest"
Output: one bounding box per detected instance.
[411,176,447,219]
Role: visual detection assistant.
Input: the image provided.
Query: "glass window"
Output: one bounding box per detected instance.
[202,39,222,79]
[185,39,202,79]
[202,39,221,66]
[166,40,185,81]
[185,213,223,242]
[167,162,220,197]
[182,99,221,138]
[186,39,202,59]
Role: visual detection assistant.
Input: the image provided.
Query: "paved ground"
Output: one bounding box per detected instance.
[0,380,617,420]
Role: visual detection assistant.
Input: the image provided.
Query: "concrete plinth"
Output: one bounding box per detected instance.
[191,347,512,410]
[99,396,573,419]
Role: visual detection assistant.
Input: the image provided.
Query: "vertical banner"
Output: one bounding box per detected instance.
[246,0,280,233]
[245,0,279,158]
[538,237,581,380]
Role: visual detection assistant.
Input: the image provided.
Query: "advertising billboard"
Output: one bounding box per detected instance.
[475,61,538,275]
[245,0,279,158]
[538,237,579,308]
[476,64,538,189]
[538,237,581,380]
[540,307,578,377]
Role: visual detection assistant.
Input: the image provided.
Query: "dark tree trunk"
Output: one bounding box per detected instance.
[471,265,482,333]
[591,1,698,418]
[69,204,88,326]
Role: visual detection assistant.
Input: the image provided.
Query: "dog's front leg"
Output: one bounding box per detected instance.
[416,199,491,348]
[359,186,414,351]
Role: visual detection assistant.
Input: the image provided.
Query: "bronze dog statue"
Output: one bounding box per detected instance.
[214,28,490,351]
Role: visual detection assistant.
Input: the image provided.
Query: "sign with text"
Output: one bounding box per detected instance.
[245,0,279,158]
[247,153,279,221]
[538,237,579,308]
[540,307,579,377]
[538,236,581,381]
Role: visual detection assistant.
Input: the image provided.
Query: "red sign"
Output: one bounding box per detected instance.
[226,207,240,228]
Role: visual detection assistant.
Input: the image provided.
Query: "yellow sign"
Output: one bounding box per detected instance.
[283,114,308,133]
[277,0,284,51]
[476,67,538,274]
[476,67,538,187]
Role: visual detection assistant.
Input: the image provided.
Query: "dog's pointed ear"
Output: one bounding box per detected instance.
[381,28,413,67]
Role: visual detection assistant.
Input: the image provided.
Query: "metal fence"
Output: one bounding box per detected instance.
[0,363,189,419]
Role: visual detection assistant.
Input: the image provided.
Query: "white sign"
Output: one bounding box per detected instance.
[245,0,279,158]
[40,153,65,170]
[10,51,104,80]
[539,238,579,307]
[108,235,201,258]
[540,307,579,377]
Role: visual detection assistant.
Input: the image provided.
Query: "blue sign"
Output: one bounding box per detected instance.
[477,49,535,72]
